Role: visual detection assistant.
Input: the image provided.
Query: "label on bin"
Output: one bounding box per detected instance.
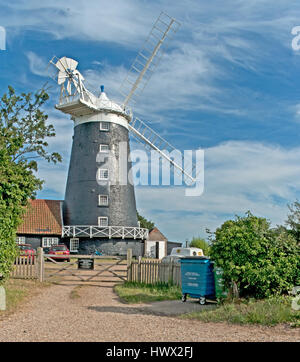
[187,283,199,287]
[185,272,199,277]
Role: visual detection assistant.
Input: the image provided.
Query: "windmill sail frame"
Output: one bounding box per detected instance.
[128,116,198,185]
[119,12,181,108]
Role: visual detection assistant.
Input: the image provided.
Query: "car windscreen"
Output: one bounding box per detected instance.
[19,245,32,250]
[51,246,66,251]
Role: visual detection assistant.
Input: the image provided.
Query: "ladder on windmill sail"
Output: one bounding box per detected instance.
[118,12,198,185]
[128,116,197,185]
[120,12,181,107]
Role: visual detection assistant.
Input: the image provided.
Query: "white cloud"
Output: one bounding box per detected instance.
[80,44,223,116]
[4,0,299,49]
[135,140,300,241]
[19,1,300,122]
[25,51,49,77]
[1,0,158,47]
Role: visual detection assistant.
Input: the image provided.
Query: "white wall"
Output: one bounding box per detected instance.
[145,241,166,259]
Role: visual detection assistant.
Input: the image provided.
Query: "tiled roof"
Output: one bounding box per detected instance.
[17,199,63,235]
[147,227,167,241]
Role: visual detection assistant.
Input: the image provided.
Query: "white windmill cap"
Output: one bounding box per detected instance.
[97,85,123,113]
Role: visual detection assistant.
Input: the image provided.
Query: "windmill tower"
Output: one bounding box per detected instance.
[50,13,197,256]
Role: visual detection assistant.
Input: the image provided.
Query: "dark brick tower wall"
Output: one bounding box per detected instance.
[63,119,138,228]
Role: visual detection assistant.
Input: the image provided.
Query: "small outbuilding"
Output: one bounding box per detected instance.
[16,199,63,249]
[145,227,167,259]
[144,228,183,259]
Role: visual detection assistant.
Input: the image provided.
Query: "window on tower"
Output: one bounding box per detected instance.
[100,122,110,131]
[99,144,109,153]
[98,194,109,206]
[97,168,109,180]
[98,217,108,227]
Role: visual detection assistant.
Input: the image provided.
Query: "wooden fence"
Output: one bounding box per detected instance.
[10,248,44,281]
[10,248,182,286]
[127,254,181,286]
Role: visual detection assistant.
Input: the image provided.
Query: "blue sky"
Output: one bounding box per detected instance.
[1,0,300,242]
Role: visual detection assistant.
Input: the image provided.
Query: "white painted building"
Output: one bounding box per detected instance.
[144,228,168,259]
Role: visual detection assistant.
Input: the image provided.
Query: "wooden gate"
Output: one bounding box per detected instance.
[43,251,129,285]
[11,248,43,280]
[10,253,37,279]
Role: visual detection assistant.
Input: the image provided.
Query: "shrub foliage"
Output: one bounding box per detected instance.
[0,86,61,282]
[209,211,300,298]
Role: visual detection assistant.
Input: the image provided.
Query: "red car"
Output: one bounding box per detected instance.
[48,244,70,262]
[18,244,35,263]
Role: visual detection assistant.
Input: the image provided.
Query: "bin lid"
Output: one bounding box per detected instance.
[179,256,210,263]
[180,256,210,259]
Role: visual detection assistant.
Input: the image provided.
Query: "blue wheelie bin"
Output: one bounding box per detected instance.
[180,257,215,304]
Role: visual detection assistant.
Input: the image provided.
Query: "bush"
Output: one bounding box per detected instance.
[209,212,300,299]
[0,86,61,283]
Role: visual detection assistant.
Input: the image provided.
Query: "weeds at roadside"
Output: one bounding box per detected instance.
[181,296,300,327]
[0,279,52,320]
[114,281,181,304]
[69,285,84,300]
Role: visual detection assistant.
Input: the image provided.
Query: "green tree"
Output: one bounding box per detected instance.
[137,211,155,230]
[209,211,300,299]
[285,200,300,243]
[0,86,61,282]
[189,237,211,255]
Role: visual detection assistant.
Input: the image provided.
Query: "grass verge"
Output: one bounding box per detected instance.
[182,296,300,327]
[0,278,51,320]
[114,281,182,303]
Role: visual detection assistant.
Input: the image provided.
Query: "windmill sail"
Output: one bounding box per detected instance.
[119,12,180,108]
[128,117,198,185]
[118,13,198,185]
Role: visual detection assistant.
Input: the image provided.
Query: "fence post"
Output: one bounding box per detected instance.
[37,247,44,282]
[138,256,142,283]
[168,260,174,285]
[127,248,132,282]
[0,286,5,311]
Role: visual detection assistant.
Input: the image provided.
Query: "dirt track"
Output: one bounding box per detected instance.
[0,281,299,342]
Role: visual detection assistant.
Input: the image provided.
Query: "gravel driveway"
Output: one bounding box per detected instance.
[0,280,299,342]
